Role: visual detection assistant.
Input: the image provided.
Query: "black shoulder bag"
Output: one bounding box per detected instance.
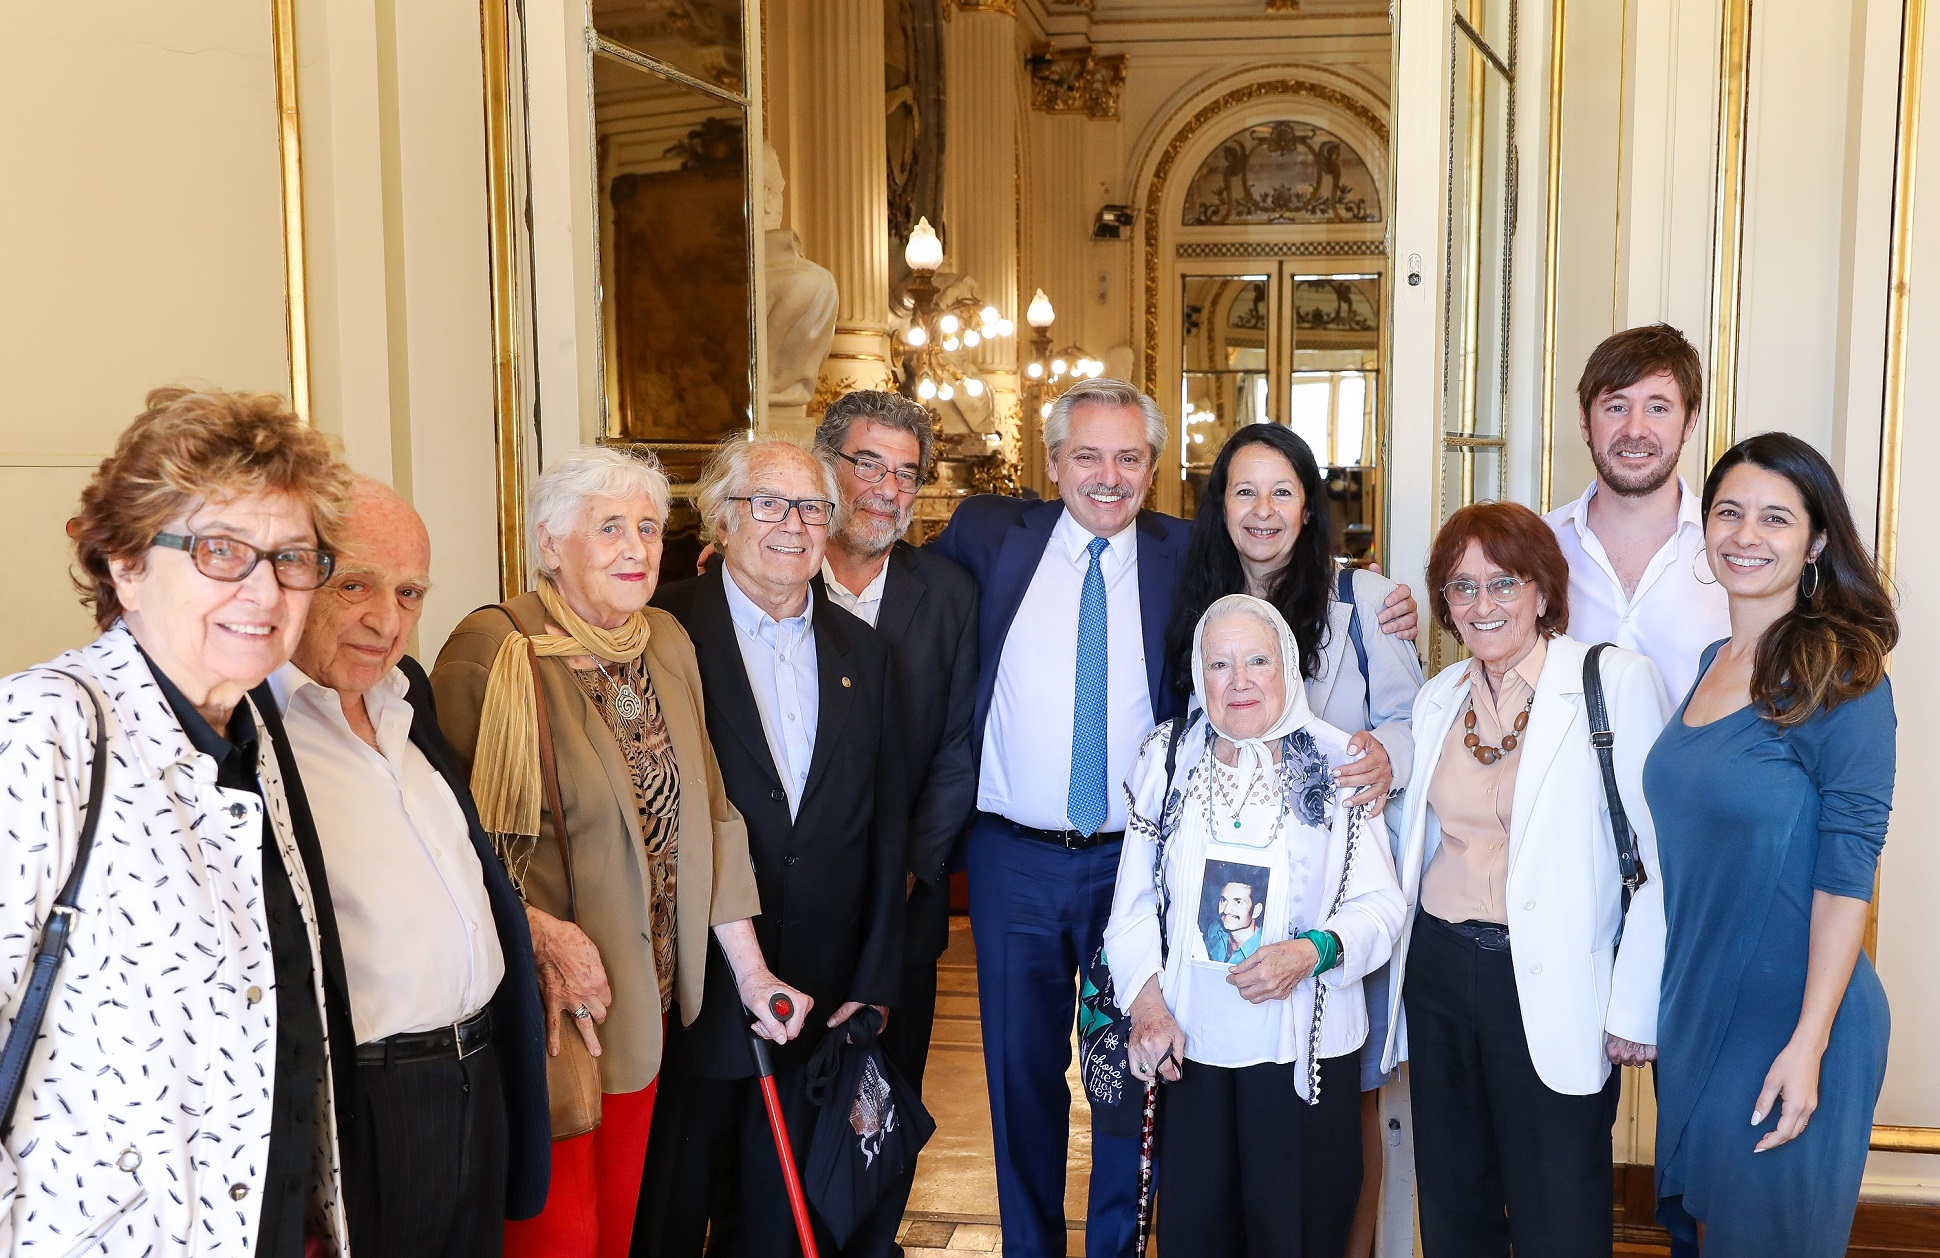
[1583,643,1648,916]
[0,671,109,1137]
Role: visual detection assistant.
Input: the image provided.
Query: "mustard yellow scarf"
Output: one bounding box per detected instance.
[471,579,652,840]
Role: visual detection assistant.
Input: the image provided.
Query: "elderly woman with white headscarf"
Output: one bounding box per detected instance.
[1103,593,1405,1257]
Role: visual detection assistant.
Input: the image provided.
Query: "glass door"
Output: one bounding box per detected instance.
[1175,262,1387,565]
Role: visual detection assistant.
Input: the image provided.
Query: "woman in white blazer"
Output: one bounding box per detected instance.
[0,389,352,1256]
[1380,502,1669,1257]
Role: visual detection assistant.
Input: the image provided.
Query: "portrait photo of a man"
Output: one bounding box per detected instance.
[1196,859,1270,964]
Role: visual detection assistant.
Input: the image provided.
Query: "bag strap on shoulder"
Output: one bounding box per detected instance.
[1337,568,1370,692]
[0,669,110,1136]
[1582,643,1647,914]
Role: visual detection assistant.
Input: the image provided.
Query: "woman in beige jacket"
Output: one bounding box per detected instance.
[433,446,806,1258]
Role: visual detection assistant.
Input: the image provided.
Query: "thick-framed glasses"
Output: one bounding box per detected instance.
[834,450,922,493]
[152,532,335,591]
[732,496,835,526]
[1442,575,1530,606]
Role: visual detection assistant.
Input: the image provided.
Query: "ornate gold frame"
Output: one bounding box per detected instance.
[1705,0,1754,465]
[482,0,530,596]
[271,0,310,422]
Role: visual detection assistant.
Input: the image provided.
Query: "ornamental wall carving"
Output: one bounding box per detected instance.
[1027,43,1128,120]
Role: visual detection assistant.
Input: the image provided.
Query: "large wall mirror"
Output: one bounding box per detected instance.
[587,1,757,576]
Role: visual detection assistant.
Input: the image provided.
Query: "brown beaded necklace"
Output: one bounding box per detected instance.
[1462,690,1535,765]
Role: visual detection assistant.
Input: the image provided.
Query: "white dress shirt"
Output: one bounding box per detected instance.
[821,554,889,628]
[978,509,1155,832]
[1544,479,1730,703]
[725,568,820,819]
[268,663,505,1044]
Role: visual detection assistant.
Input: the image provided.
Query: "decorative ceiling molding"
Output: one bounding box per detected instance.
[1265,0,1301,11]
[956,0,1019,13]
[1027,43,1129,119]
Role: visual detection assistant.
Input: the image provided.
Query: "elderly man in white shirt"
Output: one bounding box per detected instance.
[1543,324,1730,703]
[270,478,549,1258]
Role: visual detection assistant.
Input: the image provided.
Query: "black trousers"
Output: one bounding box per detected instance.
[845,878,954,1258]
[634,1064,841,1258]
[1156,1054,1361,1258]
[1404,912,1620,1258]
[341,1039,509,1258]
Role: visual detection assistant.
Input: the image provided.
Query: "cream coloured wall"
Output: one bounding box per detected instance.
[0,3,292,674]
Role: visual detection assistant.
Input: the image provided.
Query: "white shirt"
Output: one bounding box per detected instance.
[1544,479,1730,703]
[269,663,505,1043]
[978,510,1155,832]
[821,554,889,628]
[725,568,820,819]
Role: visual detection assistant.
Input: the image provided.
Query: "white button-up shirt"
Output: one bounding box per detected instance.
[821,555,889,628]
[1544,479,1731,703]
[269,663,504,1044]
[725,569,820,819]
[978,509,1155,833]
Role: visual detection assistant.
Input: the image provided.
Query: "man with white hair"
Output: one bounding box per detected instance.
[641,436,907,1257]
[930,378,1193,1258]
[264,478,549,1256]
[810,390,980,1258]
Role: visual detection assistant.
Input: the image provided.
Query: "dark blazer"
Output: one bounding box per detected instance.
[813,541,980,888]
[254,659,551,1220]
[653,567,908,1077]
[929,494,1194,745]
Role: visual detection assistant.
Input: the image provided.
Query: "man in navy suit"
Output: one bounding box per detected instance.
[265,480,549,1257]
[931,379,1192,1258]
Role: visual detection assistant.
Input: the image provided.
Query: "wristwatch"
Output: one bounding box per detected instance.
[1324,929,1344,969]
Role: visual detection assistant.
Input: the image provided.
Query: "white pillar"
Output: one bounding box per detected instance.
[794,0,894,395]
[942,0,1023,450]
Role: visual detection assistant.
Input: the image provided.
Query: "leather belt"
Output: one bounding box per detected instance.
[357,1007,493,1065]
[982,812,1123,851]
[1426,913,1511,952]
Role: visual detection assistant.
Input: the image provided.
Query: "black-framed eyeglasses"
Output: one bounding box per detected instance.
[834,450,922,493]
[152,532,335,591]
[1441,575,1530,606]
[732,496,835,526]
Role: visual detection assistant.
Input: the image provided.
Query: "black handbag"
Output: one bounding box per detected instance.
[1077,714,1187,1138]
[1583,643,1649,917]
[0,671,108,1137]
[799,1006,935,1247]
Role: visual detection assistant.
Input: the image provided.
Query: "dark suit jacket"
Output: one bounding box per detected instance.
[929,495,1194,749]
[254,658,551,1220]
[653,568,907,1077]
[813,541,979,888]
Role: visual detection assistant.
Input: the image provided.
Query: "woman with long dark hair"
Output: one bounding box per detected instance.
[1161,423,1424,1254]
[1646,432,1898,1255]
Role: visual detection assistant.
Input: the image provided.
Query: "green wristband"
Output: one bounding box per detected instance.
[1299,928,1340,976]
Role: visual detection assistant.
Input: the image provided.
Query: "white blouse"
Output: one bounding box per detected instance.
[1104,714,1405,1098]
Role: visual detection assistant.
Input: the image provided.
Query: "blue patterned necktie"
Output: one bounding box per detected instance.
[1068,535,1111,836]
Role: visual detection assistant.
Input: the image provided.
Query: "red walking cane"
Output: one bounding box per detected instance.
[749,991,820,1258]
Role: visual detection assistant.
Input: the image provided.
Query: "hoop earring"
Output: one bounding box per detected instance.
[1801,559,1821,599]
[1692,547,1720,586]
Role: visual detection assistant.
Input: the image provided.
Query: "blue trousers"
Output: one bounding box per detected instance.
[967,817,1143,1258]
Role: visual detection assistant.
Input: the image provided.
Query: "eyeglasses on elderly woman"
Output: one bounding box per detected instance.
[1440,574,1532,606]
[151,530,335,590]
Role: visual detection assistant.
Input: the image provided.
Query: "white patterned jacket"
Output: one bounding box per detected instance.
[0,626,346,1256]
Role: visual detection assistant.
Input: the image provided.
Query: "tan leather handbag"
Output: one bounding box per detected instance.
[528,638,603,1140]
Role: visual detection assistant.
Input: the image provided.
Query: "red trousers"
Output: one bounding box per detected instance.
[503,1081,658,1258]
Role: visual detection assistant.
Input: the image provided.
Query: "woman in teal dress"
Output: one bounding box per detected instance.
[1644,432,1898,1255]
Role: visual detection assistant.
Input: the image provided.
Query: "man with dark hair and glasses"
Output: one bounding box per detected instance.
[806,390,980,1257]
[643,436,907,1256]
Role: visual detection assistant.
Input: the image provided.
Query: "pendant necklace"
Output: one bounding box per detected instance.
[594,657,645,723]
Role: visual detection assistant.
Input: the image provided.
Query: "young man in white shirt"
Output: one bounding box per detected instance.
[1543,324,1731,703]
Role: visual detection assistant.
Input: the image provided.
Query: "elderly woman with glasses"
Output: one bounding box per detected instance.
[1104,594,1405,1258]
[1380,501,1670,1256]
[432,446,806,1258]
[0,388,353,1256]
